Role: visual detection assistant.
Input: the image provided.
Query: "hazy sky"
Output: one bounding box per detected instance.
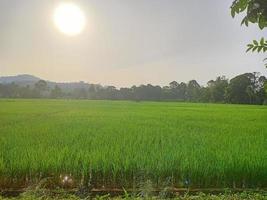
[0,0,266,87]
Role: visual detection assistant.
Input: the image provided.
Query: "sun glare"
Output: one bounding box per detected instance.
[53,2,86,36]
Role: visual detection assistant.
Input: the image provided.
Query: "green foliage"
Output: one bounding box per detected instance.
[231,0,267,67]
[34,80,48,92]
[1,73,266,105]
[0,100,266,189]
[246,38,267,67]
[225,73,266,104]
[207,76,228,103]
[264,82,267,104]
[231,0,267,29]
[247,38,267,53]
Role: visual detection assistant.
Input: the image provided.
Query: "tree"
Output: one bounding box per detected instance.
[231,0,267,29]
[169,81,179,99]
[0,83,19,98]
[187,80,201,102]
[50,85,63,99]
[225,73,266,104]
[34,80,48,91]
[258,76,267,103]
[231,0,267,66]
[199,87,211,102]
[105,86,118,100]
[178,82,187,100]
[34,80,48,97]
[73,88,88,99]
[169,81,179,89]
[132,84,162,101]
[226,74,252,104]
[119,87,134,100]
[246,72,266,104]
[207,76,229,103]
[0,72,266,105]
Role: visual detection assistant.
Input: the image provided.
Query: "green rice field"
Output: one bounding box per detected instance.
[0,99,266,189]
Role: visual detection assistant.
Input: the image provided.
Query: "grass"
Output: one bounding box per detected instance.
[0,99,266,189]
[0,190,267,200]
[1,194,267,200]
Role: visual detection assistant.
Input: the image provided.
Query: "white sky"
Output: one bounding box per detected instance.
[0,0,266,87]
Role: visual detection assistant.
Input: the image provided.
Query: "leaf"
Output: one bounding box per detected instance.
[246,46,254,52]
[247,9,258,23]
[260,38,265,46]
[259,16,265,29]
[240,0,248,10]
[257,46,263,52]
[231,8,236,18]
[253,40,258,45]
[258,15,267,29]
[241,17,249,26]
[245,19,249,26]
[252,46,258,52]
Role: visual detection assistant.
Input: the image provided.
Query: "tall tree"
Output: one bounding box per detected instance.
[225,73,266,104]
[226,74,252,104]
[178,82,187,100]
[34,80,48,97]
[207,76,229,103]
[50,85,63,99]
[187,80,201,102]
[169,81,179,99]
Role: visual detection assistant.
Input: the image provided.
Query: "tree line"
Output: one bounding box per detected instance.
[0,72,266,105]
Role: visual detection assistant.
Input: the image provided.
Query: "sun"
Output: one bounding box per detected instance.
[53,2,86,36]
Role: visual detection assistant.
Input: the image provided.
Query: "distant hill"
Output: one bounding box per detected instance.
[0,74,40,84]
[0,74,92,92]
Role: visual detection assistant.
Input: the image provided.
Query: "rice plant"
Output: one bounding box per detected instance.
[0,99,266,189]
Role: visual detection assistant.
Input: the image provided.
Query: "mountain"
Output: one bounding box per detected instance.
[0,74,92,92]
[0,74,40,84]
